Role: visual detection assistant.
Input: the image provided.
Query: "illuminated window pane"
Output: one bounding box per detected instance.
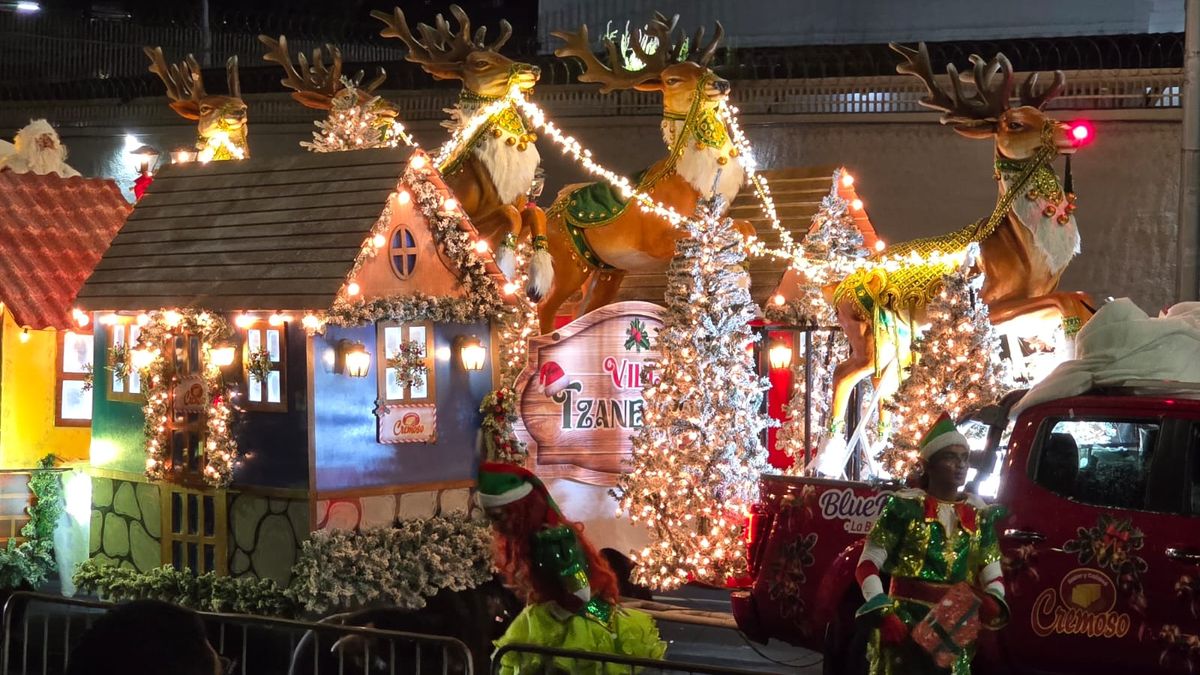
[266,370,281,404]
[266,330,281,362]
[63,332,93,373]
[60,381,92,420]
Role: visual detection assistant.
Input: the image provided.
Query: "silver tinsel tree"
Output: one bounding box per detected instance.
[617,194,771,590]
[773,170,871,472]
[879,268,1011,477]
[302,80,412,153]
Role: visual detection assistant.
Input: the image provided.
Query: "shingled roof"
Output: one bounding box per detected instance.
[0,171,130,330]
[76,149,410,312]
[605,165,878,307]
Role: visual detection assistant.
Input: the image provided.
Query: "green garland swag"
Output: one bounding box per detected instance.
[0,455,64,589]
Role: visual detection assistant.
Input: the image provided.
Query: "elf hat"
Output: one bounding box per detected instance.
[477,461,562,516]
[919,412,970,460]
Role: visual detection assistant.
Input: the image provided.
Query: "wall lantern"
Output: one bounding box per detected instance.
[768,340,793,370]
[171,146,198,165]
[457,335,487,371]
[338,340,371,378]
[129,145,161,176]
[209,343,236,368]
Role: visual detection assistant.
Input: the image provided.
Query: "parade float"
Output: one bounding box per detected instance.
[0,6,1136,655]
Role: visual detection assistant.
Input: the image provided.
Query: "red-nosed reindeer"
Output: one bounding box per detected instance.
[824,43,1095,439]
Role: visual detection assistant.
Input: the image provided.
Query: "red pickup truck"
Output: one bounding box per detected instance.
[732,389,1200,674]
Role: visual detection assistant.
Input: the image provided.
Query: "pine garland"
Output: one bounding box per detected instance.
[0,455,62,589]
[617,195,771,589]
[136,310,238,487]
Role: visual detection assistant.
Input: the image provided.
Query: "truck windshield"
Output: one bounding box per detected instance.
[1034,418,1160,511]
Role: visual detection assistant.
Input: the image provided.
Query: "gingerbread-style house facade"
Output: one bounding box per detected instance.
[75,148,506,581]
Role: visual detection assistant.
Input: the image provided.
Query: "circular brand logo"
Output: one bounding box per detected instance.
[1059,567,1117,613]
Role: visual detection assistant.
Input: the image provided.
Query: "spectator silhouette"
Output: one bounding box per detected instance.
[66,600,224,675]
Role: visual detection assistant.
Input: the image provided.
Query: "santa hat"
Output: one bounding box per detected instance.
[538,361,569,397]
[477,461,561,515]
[920,412,970,460]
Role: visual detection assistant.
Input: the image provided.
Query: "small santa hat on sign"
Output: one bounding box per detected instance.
[538,361,569,397]
[919,412,971,460]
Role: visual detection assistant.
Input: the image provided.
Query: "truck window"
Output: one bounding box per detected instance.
[1035,419,1159,511]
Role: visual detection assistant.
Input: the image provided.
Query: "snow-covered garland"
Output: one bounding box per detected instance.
[135,310,238,487]
[313,155,504,330]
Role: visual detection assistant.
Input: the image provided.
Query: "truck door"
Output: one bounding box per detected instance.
[998,414,1182,673]
[1154,421,1200,673]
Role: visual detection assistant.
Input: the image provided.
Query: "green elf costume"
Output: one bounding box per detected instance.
[478,462,666,674]
[855,414,1009,674]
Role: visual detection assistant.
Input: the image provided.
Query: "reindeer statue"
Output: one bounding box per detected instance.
[143,47,248,161]
[259,35,404,146]
[824,42,1095,446]
[371,5,549,296]
[537,13,755,333]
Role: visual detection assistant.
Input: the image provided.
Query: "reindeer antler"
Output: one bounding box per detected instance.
[144,46,210,119]
[553,13,684,93]
[891,42,1014,127]
[1018,70,1065,110]
[373,4,508,69]
[687,20,724,66]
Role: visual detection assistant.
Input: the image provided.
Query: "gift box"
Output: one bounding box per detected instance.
[911,582,983,669]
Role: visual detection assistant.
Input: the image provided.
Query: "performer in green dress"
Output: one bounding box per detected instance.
[855,413,1010,674]
[478,462,666,674]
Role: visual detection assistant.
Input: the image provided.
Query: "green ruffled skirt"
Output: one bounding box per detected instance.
[493,602,667,674]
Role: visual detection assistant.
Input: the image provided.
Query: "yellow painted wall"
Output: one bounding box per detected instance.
[0,312,90,469]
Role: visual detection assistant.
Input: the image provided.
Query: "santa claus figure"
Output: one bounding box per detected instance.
[0,120,81,178]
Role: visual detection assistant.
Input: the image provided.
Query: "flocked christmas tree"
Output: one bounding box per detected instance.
[302,79,413,153]
[772,170,871,472]
[878,263,1011,477]
[617,192,771,590]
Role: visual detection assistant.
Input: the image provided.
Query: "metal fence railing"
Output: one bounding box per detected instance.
[2,592,476,675]
[491,643,786,675]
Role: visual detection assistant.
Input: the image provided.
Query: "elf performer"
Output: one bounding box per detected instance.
[477,462,667,674]
[855,413,1010,674]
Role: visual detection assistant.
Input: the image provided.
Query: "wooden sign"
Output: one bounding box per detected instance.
[514,301,664,486]
[172,375,208,414]
[376,403,437,444]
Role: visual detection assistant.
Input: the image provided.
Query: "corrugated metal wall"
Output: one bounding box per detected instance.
[537,0,1185,52]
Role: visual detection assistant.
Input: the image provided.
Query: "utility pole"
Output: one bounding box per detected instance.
[1178,0,1200,301]
[199,0,212,67]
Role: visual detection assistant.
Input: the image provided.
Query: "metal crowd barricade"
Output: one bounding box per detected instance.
[2,591,475,675]
[491,643,785,675]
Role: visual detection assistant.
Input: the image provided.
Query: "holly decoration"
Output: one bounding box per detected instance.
[247,348,274,384]
[625,318,652,352]
[387,340,427,390]
[480,387,526,464]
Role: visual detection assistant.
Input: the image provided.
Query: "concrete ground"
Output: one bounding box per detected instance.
[654,584,824,674]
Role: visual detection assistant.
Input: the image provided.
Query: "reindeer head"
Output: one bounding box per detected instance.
[554,13,727,117]
[372,5,539,99]
[144,47,247,143]
[259,35,398,120]
[892,42,1076,161]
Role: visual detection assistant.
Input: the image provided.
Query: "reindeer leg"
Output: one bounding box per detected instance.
[522,205,552,301]
[578,268,628,317]
[537,217,593,334]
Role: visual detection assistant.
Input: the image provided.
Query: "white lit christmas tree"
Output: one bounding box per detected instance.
[878,265,1011,477]
[618,193,771,590]
[772,170,870,472]
[302,80,413,153]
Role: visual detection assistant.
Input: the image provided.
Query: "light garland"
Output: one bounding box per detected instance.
[134,309,238,487]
